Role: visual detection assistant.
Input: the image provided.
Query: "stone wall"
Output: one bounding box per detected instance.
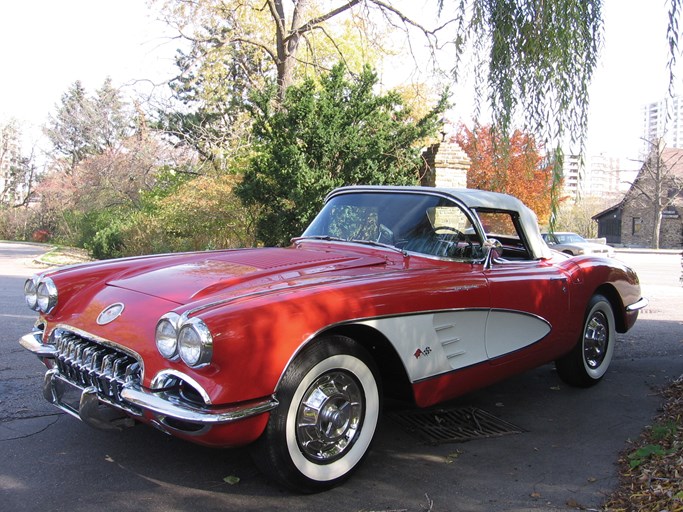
[620,196,683,248]
[610,147,683,249]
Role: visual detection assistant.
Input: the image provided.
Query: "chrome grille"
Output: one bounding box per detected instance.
[52,329,142,407]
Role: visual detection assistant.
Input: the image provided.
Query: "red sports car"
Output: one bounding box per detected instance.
[19,186,647,492]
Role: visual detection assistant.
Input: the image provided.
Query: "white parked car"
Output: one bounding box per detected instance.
[542,232,615,257]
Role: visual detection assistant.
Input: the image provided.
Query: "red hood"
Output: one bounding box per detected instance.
[105,246,387,305]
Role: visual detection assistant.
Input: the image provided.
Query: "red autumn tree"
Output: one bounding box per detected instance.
[454,124,555,222]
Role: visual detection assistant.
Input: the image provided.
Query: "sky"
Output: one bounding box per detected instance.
[0,0,676,169]
[0,0,178,149]
[587,0,672,165]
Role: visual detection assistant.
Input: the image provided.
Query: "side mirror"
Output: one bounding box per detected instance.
[483,238,504,263]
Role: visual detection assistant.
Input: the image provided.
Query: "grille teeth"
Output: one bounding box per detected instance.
[53,331,141,405]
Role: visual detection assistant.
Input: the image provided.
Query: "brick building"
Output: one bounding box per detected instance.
[593,148,683,248]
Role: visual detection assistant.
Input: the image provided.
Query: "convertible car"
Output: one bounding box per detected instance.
[19,186,647,492]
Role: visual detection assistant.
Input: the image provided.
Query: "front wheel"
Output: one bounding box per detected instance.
[556,294,616,387]
[251,335,381,493]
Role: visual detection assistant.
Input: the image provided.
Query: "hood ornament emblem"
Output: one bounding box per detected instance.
[97,303,125,325]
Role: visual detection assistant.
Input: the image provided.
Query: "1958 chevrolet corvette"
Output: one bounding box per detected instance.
[19,185,647,492]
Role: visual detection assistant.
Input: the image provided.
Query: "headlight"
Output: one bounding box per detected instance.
[155,312,181,360]
[177,318,213,368]
[36,278,58,313]
[24,277,39,310]
[25,276,58,313]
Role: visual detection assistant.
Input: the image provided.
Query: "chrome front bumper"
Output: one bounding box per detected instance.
[21,332,278,431]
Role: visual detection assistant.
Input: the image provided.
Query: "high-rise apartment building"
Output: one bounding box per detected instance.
[0,124,30,206]
[0,133,20,204]
[561,153,583,201]
[560,153,628,201]
[642,95,683,153]
[588,153,627,196]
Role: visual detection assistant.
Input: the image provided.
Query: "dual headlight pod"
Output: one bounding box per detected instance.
[155,312,213,368]
[24,276,58,314]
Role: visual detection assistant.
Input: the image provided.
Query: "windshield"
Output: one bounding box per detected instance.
[302,192,486,260]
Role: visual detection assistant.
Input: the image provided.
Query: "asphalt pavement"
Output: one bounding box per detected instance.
[0,243,681,512]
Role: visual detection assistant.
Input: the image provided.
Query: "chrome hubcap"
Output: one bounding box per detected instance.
[296,370,363,462]
[584,311,608,369]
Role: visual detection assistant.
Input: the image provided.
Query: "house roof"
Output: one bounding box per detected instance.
[657,148,683,178]
[592,203,623,221]
[593,147,683,221]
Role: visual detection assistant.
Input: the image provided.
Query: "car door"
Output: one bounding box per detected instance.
[477,210,570,361]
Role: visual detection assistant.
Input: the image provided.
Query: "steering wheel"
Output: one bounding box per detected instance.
[433,226,474,257]
[433,226,464,239]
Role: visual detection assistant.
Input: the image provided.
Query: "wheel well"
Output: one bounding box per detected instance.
[323,324,415,404]
[593,284,627,333]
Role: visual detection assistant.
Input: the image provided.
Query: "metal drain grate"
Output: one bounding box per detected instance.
[390,406,526,445]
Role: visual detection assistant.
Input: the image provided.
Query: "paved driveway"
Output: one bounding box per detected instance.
[1,243,681,511]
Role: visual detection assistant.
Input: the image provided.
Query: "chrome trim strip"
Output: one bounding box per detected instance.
[151,369,213,404]
[626,297,649,312]
[120,383,278,424]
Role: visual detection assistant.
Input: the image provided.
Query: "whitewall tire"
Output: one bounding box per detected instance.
[556,294,616,387]
[251,335,381,493]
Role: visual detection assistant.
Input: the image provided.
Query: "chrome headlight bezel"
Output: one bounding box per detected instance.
[155,312,181,361]
[24,277,39,310]
[36,277,58,313]
[24,276,58,314]
[177,317,213,368]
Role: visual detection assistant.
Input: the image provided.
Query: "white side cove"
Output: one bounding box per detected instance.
[485,310,551,359]
[359,310,551,382]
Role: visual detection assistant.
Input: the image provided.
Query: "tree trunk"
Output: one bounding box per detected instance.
[273,0,309,102]
[652,207,663,249]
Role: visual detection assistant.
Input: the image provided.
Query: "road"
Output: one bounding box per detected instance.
[0,243,681,512]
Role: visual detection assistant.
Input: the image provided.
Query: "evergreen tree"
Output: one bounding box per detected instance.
[237,64,447,246]
[45,79,130,173]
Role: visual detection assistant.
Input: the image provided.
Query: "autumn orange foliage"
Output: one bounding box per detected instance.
[454,125,554,222]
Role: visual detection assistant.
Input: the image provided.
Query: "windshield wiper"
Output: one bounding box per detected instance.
[293,236,407,256]
[292,235,347,243]
[350,239,408,256]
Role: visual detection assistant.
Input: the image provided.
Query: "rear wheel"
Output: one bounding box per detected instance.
[556,294,616,387]
[251,335,381,493]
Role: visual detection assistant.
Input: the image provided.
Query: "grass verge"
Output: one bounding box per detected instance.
[36,246,93,266]
[604,375,683,511]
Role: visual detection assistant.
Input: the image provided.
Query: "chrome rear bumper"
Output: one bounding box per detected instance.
[626,297,649,312]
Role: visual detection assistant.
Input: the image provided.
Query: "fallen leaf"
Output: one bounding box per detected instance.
[223,475,240,485]
[445,450,462,464]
